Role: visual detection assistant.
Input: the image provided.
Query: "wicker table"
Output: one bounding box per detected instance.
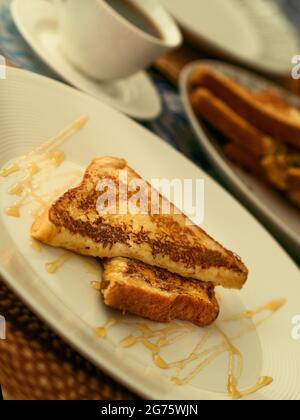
[0,279,136,400]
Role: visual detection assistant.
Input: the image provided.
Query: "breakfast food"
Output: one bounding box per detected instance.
[288,189,300,208]
[224,143,264,177]
[32,157,248,289]
[31,156,248,325]
[190,65,300,209]
[31,156,248,289]
[101,257,219,327]
[189,66,300,149]
[191,88,278,158]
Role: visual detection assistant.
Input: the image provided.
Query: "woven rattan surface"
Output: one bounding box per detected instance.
[0,279,136,400]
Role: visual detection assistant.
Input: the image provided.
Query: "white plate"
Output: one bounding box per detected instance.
[160,0,299,77]
[180,60,300,262]
[1,67,300,400]
[10,0,161,120]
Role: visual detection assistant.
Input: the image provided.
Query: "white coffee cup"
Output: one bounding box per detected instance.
[53,0,182,81]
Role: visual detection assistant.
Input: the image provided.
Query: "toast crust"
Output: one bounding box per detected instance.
[101,257,219,327]
[287,189,300,208]
[224,143,264,177]
[31,157,248,289]
[190,66,300,149]
[191,88,277,158]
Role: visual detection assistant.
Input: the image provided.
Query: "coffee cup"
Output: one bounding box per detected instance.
[52,0,182,81]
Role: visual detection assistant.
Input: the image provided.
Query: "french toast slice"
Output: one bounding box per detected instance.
[189,66,300,149]
[223,143,264,177]
[191,88,277,158]
[287,189,300,209]
[31,157,248,289]
[286,168,300,189]
[101,257,219,327]
[262,154,300,191]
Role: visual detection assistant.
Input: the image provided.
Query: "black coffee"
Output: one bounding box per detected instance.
[105,0,163,40]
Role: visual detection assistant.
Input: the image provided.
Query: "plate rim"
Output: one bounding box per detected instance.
[10,0,162,120]
[160,0,299,77]
[0,66,239,401]
[1,66,300,400]
[179,59,300,261]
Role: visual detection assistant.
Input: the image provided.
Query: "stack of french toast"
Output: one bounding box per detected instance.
[190,66,300,209]
[31,157,248,327]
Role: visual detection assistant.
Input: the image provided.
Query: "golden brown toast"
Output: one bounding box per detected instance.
[189,66,300,149]
[101,257,219,327]
[287,189,300,209]
[224,143,264,177]
[261,155,288,191]
[31,157,248,289]
[191,88,277,158]
[262,154,300,191]
[286,168,300,189]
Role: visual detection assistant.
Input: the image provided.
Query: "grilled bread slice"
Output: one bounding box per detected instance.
[287,189,300,209]
[101,257,219,327]
[286,168,300,189]
[191,88,277,158]
[224,143,264,177]
[262,154,300,191]
[31,157,248,289]
[189,66,300,149]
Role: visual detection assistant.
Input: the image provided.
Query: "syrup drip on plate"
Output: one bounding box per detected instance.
[1,116,88,218]
[96,298,286,399]
[45,253,72,274]
[96,318,117,338]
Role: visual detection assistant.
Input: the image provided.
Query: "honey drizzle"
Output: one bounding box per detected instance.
[0,163,20,177]
[96,318,117,338]
[30,239,42,253]
[42,151,65,168]
[222,299,287,323]
[172,299,285,396]
[171,347,225,386]
[238,377,273,399]
[21,116,88,162]
[2,116,88,218]
[216,326,243,399]
[45,253,71,274]
[114,298,286,399]
[91,281,101,291]
[4,166,46,218]
[4,158,81,217]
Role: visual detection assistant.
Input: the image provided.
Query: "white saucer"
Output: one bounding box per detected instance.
[11,0,162,120]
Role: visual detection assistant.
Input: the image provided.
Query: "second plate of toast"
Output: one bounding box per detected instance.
[180,60,300,261]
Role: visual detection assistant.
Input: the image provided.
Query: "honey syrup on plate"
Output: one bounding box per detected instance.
[96,298,286,399]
